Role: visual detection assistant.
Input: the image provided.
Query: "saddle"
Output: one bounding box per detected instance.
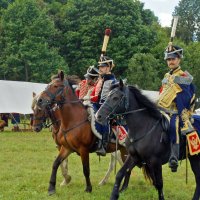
[160,110,170,133]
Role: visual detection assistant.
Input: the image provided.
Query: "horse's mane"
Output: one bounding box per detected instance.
[110,82,120,90]
[31,93,40,110]
[65,75,81,86]
[128,85,161,119]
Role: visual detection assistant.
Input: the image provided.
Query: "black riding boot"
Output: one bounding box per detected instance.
[168,143,179,172]
[96,132,109,156]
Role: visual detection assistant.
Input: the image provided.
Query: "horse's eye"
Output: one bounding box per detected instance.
[38,98,42,103]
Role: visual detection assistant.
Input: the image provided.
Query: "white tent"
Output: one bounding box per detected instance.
[0,80,47,114]
[0,80,160,114]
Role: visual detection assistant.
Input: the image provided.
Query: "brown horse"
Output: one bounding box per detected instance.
[32,92,124,187]
[32,71,128,195]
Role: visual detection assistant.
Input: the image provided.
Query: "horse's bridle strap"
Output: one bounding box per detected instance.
[110,108,147,118]
[61,119,88,135]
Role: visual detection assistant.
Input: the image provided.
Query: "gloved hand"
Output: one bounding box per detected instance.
[83,95,90,101]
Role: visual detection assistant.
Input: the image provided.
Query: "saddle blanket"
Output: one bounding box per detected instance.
[112,125,128,145]
[186,131,200,155]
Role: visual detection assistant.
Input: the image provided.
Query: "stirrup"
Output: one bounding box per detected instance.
[96,146,106,156]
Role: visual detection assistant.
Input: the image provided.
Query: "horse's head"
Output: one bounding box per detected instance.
[96,79,128,125]
[37,71,67,109]
[32,71,69,132]
[32,92,49,132]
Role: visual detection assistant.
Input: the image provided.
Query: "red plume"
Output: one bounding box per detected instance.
[105,28,111,36]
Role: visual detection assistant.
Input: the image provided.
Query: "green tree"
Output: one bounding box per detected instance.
[174,0,200,43]
[181,42,200,96]
[126,53,160,90]
[149,24,169,80]
[0,0,67,82]
[55,0,159,76]
[0,0,15,15]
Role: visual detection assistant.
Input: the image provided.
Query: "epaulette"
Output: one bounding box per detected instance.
[162,69,193,85]
[174,71,193,85]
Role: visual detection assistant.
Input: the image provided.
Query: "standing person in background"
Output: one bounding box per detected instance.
[11,113,20,131]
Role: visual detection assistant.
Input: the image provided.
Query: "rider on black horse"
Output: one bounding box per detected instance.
[158,44,196,172]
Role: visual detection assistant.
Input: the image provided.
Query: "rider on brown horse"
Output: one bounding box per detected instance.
[89,56,117,156]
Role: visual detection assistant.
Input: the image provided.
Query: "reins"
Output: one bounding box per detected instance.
[109,108,147,119]
[61,119,88,136]
[105,85,161,143]
[47,80,88,134]
[34,79,85,130]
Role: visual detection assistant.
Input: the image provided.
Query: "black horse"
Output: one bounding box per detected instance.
[96,80,200,200]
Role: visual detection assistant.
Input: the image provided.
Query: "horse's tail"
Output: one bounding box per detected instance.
[142,165,153,184]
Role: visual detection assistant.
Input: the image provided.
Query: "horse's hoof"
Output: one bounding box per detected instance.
[85,186,92,193]
[110,196,118,200]
[60,175,72,186]
[110,193,119,200]
[48,189,56,196]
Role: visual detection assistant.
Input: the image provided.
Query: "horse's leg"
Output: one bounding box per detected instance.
[119,161,133,193]
[80,147,92,192]
[110,155,137,200]
[99,153,116,186]
[144,159,164,200]
[55,144,71,186]
[48,146,71,195]
[60,158,72,186]
[116,150,123,166]
[119,149,131,192]
[153,164,165,200]
[189,155,200,200]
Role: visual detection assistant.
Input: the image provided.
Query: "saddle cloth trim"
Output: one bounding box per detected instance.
[186,131,200,156]
[84,101,127,146]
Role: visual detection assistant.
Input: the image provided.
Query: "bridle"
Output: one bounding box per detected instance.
[104,85,161,143]
[37,79,81,109]
[34,79,87,132]
[104,86,146,120]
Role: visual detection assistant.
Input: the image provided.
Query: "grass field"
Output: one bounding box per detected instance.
[0,129,197,200]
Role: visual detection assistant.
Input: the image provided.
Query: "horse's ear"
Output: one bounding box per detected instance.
[119,79,124,89]
[32,92,36,98]
[58,70,64,81]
